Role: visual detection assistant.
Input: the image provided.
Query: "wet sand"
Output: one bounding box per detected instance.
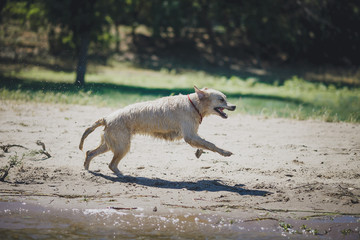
[0,101,359,238]
[1,201,359,239]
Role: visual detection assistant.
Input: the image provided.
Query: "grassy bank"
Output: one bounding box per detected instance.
[1,63,359,122]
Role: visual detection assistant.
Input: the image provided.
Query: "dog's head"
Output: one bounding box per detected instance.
[194,86,236,119]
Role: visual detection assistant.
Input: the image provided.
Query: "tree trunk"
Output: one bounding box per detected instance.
[199,1,218,63]
[115,23,120,52]
[75,32,90,86]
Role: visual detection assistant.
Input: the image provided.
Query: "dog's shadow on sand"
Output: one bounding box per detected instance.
[89,171,271,196]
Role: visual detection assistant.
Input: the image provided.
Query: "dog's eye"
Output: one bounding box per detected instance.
[219,98,225,102]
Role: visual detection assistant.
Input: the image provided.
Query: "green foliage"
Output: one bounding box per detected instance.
[8,154,22,168]
[279,222,293,232]
[341,229,353,235]
[0,87,106,106]
[2,2,29,23]
[301,224,319,235]
[40,0,110,48]
[0,153,24,181]
[2,0,360,87]
[3,0,360,65]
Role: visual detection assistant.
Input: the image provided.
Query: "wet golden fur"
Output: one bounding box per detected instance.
[79,86,236,175]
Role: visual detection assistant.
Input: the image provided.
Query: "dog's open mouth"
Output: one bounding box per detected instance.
[214,107,228,119]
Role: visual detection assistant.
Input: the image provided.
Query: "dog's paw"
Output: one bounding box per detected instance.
[221,150,233,157]
[195,149,204,158]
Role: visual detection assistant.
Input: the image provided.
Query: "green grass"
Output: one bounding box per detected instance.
[1,63,360,122]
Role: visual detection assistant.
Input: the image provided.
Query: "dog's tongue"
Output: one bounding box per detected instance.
[219,108,228,118]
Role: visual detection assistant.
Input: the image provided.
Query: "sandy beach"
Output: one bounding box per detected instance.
[1,101,359,238]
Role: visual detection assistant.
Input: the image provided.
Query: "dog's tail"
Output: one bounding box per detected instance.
[79,118,106,151]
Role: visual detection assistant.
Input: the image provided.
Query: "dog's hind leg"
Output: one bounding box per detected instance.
[109,146,130,175]
[108,133,131,176]
[84,135,109,170]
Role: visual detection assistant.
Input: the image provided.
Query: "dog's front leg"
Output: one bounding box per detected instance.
[184,134,232,157]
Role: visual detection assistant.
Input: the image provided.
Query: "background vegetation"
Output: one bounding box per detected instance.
[0,0,359,122]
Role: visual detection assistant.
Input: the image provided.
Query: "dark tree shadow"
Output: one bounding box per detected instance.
[0,56,76,73]
[0,75,313,107]
[89,171,271,197]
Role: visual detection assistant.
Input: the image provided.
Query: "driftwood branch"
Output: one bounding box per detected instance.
[0,144,28,153]
[36,140,51,158]
[0,157,22,182]
[0,166,12,181]
[109,207,138,210]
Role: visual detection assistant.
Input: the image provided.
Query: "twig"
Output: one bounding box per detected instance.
[129,194,159,198]
[162,203,196,209]
[194,197,207,201]
[244,217,279,222]
[0,190,126,200]
[291,183,318,190]
[0,144,28,153]
[337,185,355,197]
[109,207,137,210]
[36,140,46,151]
[0,166,12,181]
[36,140,51,158]
[0,156,22,182]
[254,207,360,216]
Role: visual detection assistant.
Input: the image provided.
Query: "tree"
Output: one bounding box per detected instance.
[3,0,360,74]
[42,0,109,86]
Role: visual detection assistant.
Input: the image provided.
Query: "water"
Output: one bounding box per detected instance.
[0,201,358,239]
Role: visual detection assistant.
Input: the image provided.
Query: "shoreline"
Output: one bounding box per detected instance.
[1,200,359,239]
[1,101,360,238]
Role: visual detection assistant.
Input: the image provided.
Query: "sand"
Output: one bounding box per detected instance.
[1,100,359,222]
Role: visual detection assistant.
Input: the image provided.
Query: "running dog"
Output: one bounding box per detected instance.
[79,86,236,175]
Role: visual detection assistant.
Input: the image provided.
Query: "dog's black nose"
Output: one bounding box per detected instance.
[229,105,236,111]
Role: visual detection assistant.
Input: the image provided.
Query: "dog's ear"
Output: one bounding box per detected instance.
[194,85,206,99]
